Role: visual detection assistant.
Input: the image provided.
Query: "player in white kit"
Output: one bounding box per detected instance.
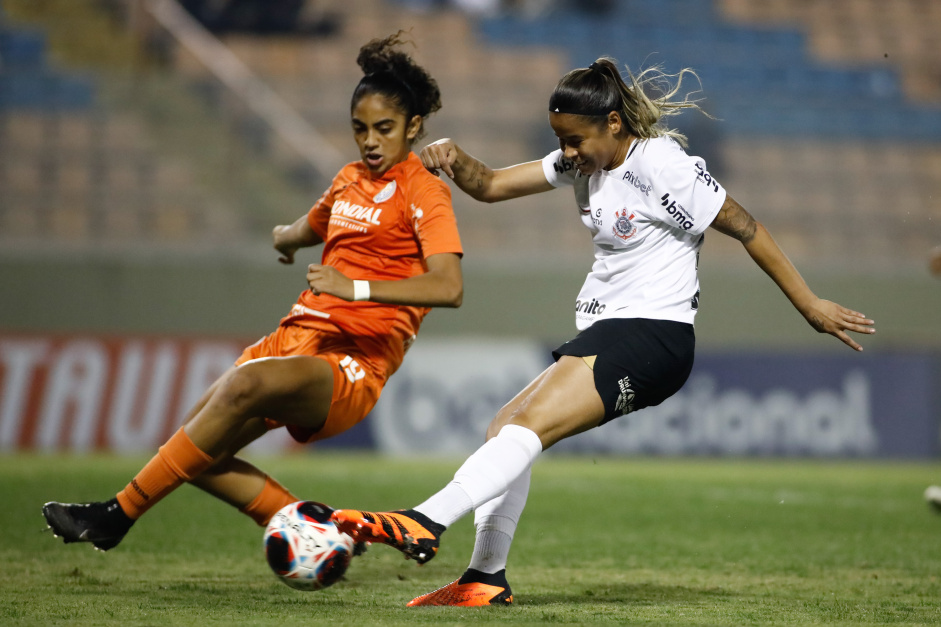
[331,57,877,606]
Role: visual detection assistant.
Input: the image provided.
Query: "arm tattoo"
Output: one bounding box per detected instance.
[810,314,824,331]
[467,160,481,185]
[713,197,757,244]
[464,160,488,190]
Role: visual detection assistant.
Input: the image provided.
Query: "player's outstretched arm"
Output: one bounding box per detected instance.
[272,213,324,265]
[710,194,876,351]
[307,252,463,308]
[420,138,553,203]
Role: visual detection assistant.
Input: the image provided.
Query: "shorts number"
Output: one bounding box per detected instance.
[340,355,366,383]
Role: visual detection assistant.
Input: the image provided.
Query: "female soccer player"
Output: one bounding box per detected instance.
[331,57,877,606]
[42,33,463,551]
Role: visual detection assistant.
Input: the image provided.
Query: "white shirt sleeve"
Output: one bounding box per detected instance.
[645,144,726,237]
[541,149,578,188]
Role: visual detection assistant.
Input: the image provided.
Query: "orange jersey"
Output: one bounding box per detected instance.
[281,152,463,377]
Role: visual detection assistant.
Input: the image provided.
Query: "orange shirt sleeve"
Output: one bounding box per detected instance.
[409,172,463,259]
[307,164,355,239]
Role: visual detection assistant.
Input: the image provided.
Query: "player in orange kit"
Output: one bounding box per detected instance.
[41,32,463,551]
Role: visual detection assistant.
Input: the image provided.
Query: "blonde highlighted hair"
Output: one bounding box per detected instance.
[548,57,708,148]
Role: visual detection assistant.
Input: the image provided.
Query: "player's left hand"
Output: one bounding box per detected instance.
[802,298,875,352]
[307,264,353,300]
[273,224,306,265]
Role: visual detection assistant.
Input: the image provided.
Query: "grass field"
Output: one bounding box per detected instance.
[3,453,941,626]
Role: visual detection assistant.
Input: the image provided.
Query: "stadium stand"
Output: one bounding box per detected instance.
[0,26,95,110]
[461,0,941,267]
[1,0,939,270]
[0,0,288,248]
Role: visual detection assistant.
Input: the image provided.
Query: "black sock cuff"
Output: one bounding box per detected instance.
[401,509,446,535]
[459,568,508,587]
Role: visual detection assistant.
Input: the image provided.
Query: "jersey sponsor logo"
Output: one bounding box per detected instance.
[622,170,653,196]
[691,289,700,311]
[612,208,637,240]
[330,199,383,228]
[614,375,636,416]
[553,157,576,174]
[575,298,606,315]
[372,180,397,203]
[694,162,720,193]
[659,193,694,230]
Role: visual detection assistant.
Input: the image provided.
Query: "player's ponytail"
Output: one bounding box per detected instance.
[549,56,706,148]
[352,32,442,141]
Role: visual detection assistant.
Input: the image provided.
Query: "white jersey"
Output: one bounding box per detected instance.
[542,137,726,329]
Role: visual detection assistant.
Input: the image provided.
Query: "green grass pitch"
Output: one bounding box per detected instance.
[3,453,941,626]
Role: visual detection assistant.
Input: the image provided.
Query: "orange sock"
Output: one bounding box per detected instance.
[240,476,299,527]
[116,428,213,520]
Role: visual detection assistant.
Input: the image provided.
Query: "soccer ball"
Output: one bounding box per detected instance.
[263,501,355,591]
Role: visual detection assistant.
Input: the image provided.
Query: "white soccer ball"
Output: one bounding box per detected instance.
[263,501,355,591]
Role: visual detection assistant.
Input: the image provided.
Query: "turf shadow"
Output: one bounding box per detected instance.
[518,581,733,607]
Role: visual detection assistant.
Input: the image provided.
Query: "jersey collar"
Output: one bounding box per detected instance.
[605,138,640,179]
[369,151,419,182]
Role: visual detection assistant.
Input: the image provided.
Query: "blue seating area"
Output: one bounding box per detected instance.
[476,0,941,141]
[0,24,95,110]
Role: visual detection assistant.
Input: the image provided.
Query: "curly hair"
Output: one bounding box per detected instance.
[352,32,442,142]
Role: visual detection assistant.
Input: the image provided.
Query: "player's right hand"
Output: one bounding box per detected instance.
[420,138,459,179]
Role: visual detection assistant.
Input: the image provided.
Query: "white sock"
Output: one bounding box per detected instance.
[468,468,531,574]
[414,424,542,527]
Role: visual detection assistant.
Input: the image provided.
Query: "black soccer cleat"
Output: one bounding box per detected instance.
[42,498,135,551]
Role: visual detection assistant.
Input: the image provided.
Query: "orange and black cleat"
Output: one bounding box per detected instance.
[330,508,444,565]
[407,568,513,607]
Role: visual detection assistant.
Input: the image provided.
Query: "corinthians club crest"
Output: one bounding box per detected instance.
[612,208,637,240]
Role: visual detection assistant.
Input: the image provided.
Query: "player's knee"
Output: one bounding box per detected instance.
[216,364,268,413]
[486,404,517,440]
[488,404,543,441]
[201,453,234,474]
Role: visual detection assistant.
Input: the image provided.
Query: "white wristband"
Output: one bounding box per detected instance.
[353,280,370,302]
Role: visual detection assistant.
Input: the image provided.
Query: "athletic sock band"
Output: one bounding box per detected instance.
[240,476,299,527]
[116,428,213,520]
[414,424,542,528]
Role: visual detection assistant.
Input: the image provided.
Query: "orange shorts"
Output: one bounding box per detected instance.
[236,324,387,443]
